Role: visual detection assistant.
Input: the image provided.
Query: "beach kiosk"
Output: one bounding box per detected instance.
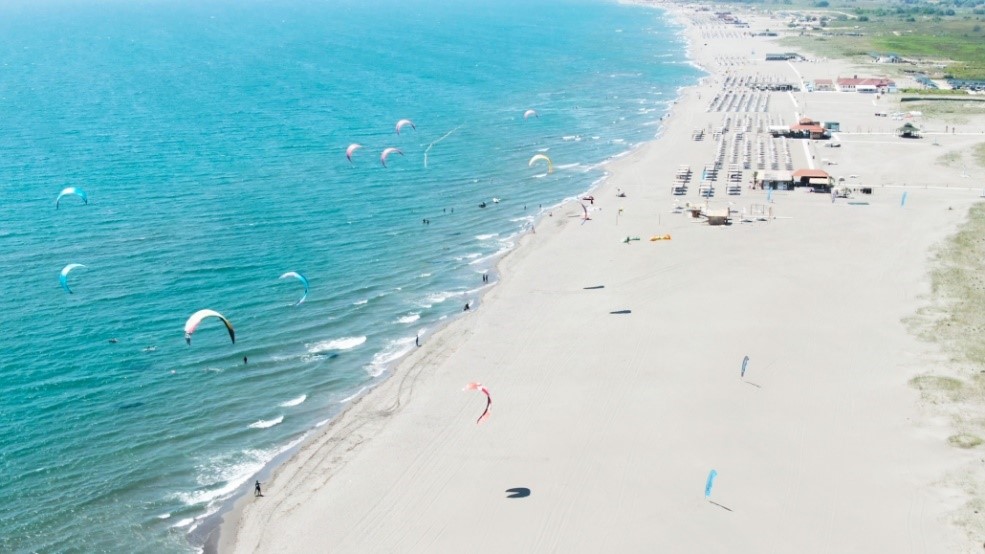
[792,168,833,191]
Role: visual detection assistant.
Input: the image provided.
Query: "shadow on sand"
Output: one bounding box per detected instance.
[506,487,531,498]
[708,500,732,512]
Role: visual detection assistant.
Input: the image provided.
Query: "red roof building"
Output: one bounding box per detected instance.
[792,168,832,188]
[790,123,828,139]
[813,79,834,91]
[792,169,831,179]
[836,77,897,92]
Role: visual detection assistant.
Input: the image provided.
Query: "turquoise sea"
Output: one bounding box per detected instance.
[0,0,700,551]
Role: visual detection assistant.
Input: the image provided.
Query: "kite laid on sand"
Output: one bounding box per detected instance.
[184,309,235,345]
[705,469,718,499]
[59,263,87,294]
[56,187,88,209]
[464,382,492,424]
[279,272,309,306]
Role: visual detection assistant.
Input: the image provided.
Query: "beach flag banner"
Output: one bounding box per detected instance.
[705,469,718,499]
[741,356,749,378]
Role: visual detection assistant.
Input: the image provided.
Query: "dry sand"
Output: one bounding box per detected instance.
[218,3,985,552]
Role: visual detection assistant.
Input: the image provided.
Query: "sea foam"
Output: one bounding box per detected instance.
[248,416,284,429]
[307,336,367,353]
[280,395,307,408]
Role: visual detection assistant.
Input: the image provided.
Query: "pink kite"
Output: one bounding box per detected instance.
[380,147,404,167]
[346,143,362,163]
[464,382,491,424]
[395,119,416,134]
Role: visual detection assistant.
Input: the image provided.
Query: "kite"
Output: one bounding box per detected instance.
[464,382,491,424]
[741,356,749,378]
[346,143,362,163]
[56,187,88,209]
[523,109,538,120]
[184,309,235,345]
[705,469,718,499]
[279,271,309,306]
[395,119,416,134]
[380,147,404,167]
[580,203,591,222]
[59,263,87,294]
[528,153,553,174]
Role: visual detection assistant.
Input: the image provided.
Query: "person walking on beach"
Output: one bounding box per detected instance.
[254,480,262,497]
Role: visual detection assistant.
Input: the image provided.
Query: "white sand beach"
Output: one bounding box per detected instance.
[219,4,985,552]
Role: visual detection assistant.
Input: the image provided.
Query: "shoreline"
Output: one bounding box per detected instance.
[206,4,701,551]
[216,1,985,552]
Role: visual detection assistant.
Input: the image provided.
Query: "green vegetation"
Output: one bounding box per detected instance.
[897,99,984,123]
[974,142,985,169]
[768,0,985,79]
[926,202,985,366]
[899,88,975,96]
[877,30,985,79]
[903,169,985,547]
[937,150,963,167]
[948,434,984,448]
[910,374,965,393]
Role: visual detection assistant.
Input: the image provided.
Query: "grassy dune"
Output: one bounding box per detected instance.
[907,202,985,542]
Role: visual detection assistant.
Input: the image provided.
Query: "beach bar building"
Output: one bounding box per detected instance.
[789,123,829,140]
[756,170,794,190]
[813,79,835,92]
[836,77,897,93]
[773,117,829,140]
[792,168,833,190]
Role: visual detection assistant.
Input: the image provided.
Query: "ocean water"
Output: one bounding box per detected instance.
[0,0,699,551]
